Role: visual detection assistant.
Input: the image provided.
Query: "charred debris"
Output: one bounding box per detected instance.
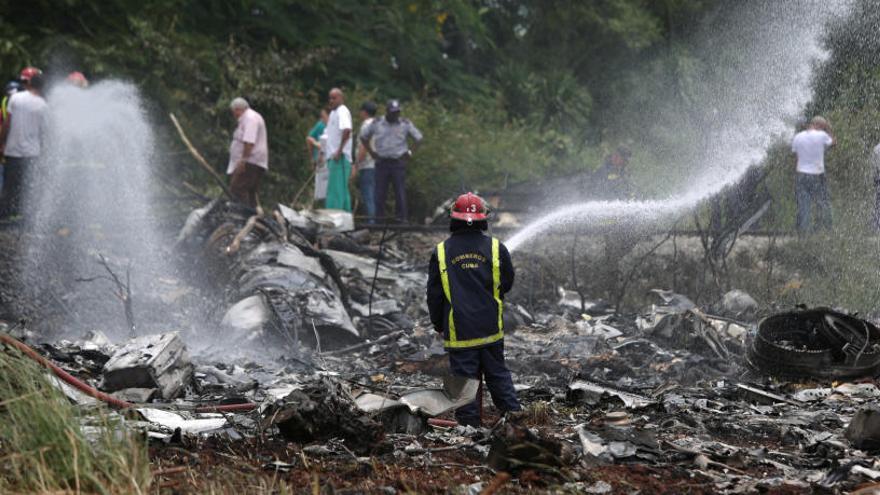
[3,200,880,493]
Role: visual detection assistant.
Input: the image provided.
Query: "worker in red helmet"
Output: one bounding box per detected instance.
[66,71,88,88]
[0,67,47,218]
[426,192,520,427]
[19,67,41,83]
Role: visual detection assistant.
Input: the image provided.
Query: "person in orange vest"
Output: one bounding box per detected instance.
[426,192,520,427]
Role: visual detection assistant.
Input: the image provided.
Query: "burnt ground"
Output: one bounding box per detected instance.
[3,215,880,495]
[147,431,722,494]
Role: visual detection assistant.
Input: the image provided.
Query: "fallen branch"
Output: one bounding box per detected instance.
[226,215,260,255]
[181,181,212,201]
[272,209,289,241]
[290,168,317,208]
[169,113,233,200]
[151,466,188,477]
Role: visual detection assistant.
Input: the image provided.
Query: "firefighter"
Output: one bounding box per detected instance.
[426,192,521,427]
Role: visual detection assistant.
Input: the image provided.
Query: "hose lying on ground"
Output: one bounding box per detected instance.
[0,333,258,413]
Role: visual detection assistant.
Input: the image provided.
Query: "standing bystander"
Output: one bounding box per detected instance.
[324,88,353,211]
[0,80,23,196]
[361,99,422,223]
[354,101,377,223]
[306,108,328,168]
[791,116,835,233]
[227,97,268,209]
[0,68,47,219]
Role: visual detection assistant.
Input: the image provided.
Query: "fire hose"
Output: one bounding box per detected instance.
[0,334,466,424]
[0,333,258,413]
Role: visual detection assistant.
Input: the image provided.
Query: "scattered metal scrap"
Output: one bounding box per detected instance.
[262,376,385,454]
[749,308,880,379]
[10,200,880,493]
[101,332,193,399]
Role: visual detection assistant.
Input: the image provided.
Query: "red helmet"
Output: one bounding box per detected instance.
[66,71,88,88]
[19,67,42,82]
[450,192,489,222]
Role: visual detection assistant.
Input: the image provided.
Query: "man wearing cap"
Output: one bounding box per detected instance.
[0,67,47,218]
[426,192,520,427]
[360,99,423,222]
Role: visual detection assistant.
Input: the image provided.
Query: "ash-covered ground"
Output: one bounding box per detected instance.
[2,203,880,495]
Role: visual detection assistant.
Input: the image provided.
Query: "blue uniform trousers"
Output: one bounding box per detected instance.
[375,158,407,222]
[448,341,521,426]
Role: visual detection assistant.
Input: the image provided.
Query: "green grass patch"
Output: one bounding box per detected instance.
[0,345,151,494]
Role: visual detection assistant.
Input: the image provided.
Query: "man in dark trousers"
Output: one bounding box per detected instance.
[426,192,521,427]
[360,99,422,222]
[0,68,47,219]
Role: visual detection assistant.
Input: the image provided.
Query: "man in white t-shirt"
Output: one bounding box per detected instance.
[0,68,47,218]
[324,88,352,212]
[791,116,835,233]
[227,97,268,209]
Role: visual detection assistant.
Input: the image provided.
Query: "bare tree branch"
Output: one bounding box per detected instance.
[76,254,136,337]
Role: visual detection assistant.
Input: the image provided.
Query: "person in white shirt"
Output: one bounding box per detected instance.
[227,97,268,209]
[0,68,47,218]
[324,88,353,212]
[791,116,835,233]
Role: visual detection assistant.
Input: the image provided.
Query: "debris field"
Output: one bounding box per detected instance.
[3,200,880,494]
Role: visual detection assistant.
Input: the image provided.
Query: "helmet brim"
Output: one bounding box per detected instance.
[450,211,488,221]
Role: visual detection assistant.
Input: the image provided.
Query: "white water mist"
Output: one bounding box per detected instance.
[506,2,850,252]
[23,80,168,338]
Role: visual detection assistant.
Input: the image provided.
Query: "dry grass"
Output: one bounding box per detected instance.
[0,345,151,494]
[522,401,553,426]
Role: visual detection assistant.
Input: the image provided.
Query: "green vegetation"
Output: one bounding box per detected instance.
[751,0,880,313]
[0,0,720,218]
[2,1,879,310]
[0,347,150,493]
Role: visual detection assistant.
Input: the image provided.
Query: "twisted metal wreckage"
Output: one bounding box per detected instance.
[6,199,880,492]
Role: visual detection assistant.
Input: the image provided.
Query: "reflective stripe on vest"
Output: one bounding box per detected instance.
[436,238,504,349]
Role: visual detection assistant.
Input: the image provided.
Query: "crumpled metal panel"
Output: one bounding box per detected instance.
[354,375,479,417]
[101,332,193,399]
